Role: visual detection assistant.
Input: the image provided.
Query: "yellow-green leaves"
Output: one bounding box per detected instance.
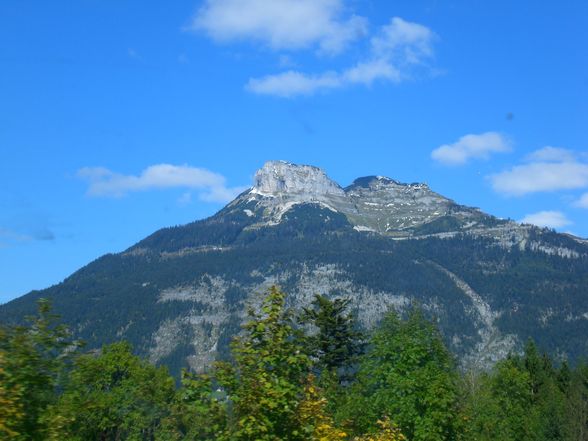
[218,286,311,440]
[0,299,81,440]
[0,351,24,439]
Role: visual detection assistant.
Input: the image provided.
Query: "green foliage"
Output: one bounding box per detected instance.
[296,374,350,440]
[2,288,588,441]
[460,341,582,441]
[462,359,534,441]
[300,294,364,378]
[341,308,459,441]
[0,351,24,439]
[158,370,227,440]
[47,341,176,441]
[0,299,81,440]
[215,286,312,440]
[352,418,406,441]
[564,362,588,441]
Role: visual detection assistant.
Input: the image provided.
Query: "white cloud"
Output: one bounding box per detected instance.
[370,16,434,62]
[247,70,341,97]
[574,192,588,208]
[520,211,572,229]
[342,59,401,84]
[525,146,577,163]
[247,17,435,97]
[490,148,588,196]
[431,132,511,166]
[200,185,248,202]
[189,0,367,54]
[78,164,247,203]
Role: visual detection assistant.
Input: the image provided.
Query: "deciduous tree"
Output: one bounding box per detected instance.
[0,299,80,440]
[47,341,175,441]
[342,308,459,441]
[215,286,311,440]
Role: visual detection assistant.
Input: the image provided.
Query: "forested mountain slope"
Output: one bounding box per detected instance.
[2,161,587,374]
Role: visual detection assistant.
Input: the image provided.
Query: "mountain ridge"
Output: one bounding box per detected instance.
[2,161,587,375]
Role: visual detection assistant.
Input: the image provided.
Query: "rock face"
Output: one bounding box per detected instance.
[343,176,456,233]
[232,161,535,242]
[253,161,345,197]
[2,161,587,376]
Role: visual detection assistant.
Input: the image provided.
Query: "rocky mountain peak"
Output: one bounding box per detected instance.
[348,175,430,191]
[237,161,464,234]
[252,161,344,197]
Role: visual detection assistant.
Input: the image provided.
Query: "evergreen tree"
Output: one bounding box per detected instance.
[300,294,363,379]
[462,343,570,441]
[520,340,567,440]
[463,359,534,441]
[565,362,588,441]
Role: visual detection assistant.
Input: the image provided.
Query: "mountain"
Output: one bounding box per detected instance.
[2,161,587,374]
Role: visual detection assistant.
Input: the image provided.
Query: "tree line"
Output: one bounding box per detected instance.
[1,286,587,440]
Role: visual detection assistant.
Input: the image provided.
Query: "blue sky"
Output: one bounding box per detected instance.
[1,0,587,303]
